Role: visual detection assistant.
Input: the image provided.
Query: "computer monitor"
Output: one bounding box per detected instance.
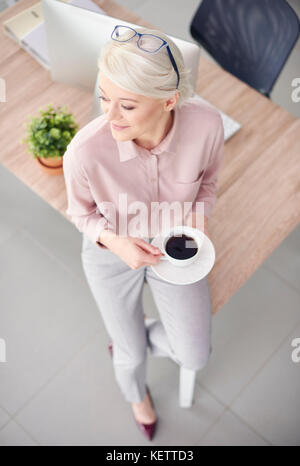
[42,0,241,140]
[42,0,201,93]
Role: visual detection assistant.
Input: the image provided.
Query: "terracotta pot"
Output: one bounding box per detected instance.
[36,155,63,176]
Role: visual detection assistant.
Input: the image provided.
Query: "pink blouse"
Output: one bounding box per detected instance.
[63,96,224,249]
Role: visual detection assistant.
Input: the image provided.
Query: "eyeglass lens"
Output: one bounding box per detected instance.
[112,26,164,53]
[112,26,136,41]
[139,34,164,52]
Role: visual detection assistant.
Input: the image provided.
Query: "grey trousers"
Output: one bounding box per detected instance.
[81,233,212,403]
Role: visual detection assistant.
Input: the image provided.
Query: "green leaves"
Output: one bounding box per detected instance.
[21,104,79,159]
[49,128,61,139]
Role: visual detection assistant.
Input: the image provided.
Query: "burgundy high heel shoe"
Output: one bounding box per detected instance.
[108,341,157,441]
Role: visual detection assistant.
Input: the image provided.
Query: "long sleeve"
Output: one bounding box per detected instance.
[60,97,225,243]
[62,143,111,249]
[191,115,225,218]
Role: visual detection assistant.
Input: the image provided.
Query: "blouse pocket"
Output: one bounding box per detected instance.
[172,170,205,206]
[175,169,205,185]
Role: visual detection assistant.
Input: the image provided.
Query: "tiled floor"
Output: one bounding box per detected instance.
[0,0,299,446]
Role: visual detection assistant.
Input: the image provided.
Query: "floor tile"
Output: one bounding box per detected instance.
[0,229,102,415]
[195,266,300,406]
[0,164,86,284]
[0,406,10,430]
[197,409,270,446]
[231,322,300,446]
[262,224,300,294]
[133,0,201,42]
[0,420,38,446]
[270,0,300,118]
[15,331,225,445]
[117,0,149,11]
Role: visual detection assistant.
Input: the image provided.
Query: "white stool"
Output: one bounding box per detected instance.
[179,366,197,408]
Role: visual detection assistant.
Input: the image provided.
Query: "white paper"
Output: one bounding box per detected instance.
[21,22,50,66]
[20,0,106,69]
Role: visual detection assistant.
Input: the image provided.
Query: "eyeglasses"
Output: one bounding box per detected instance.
[111,25,180,90]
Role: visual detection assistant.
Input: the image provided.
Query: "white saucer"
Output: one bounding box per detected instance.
[150,233,216,285]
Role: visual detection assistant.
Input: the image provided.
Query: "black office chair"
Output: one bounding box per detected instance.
[190,0,300,97]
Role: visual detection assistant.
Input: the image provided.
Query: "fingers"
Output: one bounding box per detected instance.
[134,238,162,255]
[132,239,163,266]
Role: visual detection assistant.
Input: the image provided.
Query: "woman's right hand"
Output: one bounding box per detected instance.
[102,234,164,269]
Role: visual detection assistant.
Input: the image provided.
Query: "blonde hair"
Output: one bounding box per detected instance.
[97,25,194,108]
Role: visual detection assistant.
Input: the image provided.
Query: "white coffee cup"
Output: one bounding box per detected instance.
[158,225,205,267]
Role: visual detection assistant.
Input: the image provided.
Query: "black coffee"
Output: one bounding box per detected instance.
[165,234,198,260]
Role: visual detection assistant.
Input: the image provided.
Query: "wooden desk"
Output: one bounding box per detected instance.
[1,0,299,314]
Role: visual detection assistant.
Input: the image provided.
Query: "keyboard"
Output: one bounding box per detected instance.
[193,94,242,142]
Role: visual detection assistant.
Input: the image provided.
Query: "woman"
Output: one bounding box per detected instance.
[63,25,224,441]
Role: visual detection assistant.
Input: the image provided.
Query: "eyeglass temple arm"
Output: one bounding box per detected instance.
[166,45,180,89]
[112,27,180,89]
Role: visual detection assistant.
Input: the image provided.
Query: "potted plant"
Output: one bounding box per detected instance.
[21,104,79,175]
